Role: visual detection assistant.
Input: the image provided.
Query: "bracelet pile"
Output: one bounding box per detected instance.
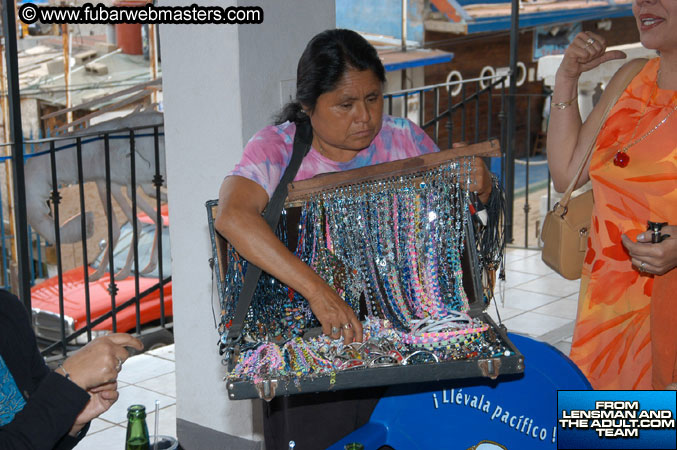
[228,317,512,384]
[401,312,490,350]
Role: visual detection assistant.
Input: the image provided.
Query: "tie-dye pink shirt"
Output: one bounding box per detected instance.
[230,115,439,199]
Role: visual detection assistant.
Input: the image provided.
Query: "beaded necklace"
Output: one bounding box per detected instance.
[372,184,413,327]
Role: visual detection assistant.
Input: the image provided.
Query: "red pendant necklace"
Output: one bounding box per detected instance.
[613,69,677,168]
[613,105,677,167]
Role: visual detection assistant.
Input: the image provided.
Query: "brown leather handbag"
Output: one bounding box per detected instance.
[541,58,648,280]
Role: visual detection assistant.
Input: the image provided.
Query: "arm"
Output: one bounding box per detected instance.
[59,333,143,438]
[215,175,363,343]
[0,297,142,450]
[546,31,627,192]
[0,372,91,450]
[0,294,89,450]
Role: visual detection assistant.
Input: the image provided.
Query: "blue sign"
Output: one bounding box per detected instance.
[329,333,591,450]
[558,390,677,449]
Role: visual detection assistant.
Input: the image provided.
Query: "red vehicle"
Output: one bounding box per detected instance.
[30,209,173,350]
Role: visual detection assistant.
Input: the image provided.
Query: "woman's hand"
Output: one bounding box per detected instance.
[468,157,492,204]
[305,282,363,344]
[621,226,677,275]
[218,176,364,343]
[69,382,119,436]
[557,31,626,81]
[451,143,493,203]
[61,333,143,390]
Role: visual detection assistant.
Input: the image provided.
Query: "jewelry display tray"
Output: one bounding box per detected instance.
[207,140,525,401]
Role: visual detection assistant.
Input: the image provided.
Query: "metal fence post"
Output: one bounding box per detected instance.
[505,0,520,244]
[2,0,32,311]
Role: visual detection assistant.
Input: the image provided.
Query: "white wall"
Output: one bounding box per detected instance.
[159,0,334,444]
[384,67,425,125]
[237,2,337,142]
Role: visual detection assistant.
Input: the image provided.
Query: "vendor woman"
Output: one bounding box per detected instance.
[216,28,493,450]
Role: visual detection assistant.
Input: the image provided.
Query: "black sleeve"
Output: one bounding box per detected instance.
[0,373,91,450]
[0,291,91,450]
[54,422,90,450]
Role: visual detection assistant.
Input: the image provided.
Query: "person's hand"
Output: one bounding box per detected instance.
[557,31,627,81]
[468,157,492,204]
[61,333,143,390]
[621,226,677,275]
[306,282,363,344]
[451,143,493,204]
[68,382,119,437]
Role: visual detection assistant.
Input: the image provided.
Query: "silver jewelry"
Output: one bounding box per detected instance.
[585,37,595,46]
[331,326,340,335]
[57,363,70,380]
[639,261,647,272]
[342,323,352,330]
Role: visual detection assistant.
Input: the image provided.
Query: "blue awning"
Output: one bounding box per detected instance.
[381,49,455,72]
[428,0,633,34]
[468,4,632,33]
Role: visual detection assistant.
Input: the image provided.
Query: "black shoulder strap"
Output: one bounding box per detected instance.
[224,121,312,354]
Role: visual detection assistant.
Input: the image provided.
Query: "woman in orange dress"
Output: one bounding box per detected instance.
[546,0,677,390]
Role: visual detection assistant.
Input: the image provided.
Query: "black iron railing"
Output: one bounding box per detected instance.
[2,122,173,357]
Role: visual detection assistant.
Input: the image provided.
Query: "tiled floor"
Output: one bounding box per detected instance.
[77,247,580,448]
[488,248,579,355]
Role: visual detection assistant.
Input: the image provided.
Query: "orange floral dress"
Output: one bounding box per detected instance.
[569,57,677,390]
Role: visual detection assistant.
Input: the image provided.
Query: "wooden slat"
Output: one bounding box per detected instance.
[52,90,150,134]
[40,78,161,120]
[286,138,500,204]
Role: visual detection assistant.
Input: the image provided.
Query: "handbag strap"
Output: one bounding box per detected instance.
[558,58,648,208]
[223,120,313,352]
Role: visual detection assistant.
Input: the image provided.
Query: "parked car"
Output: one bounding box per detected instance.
[30,209,172,350]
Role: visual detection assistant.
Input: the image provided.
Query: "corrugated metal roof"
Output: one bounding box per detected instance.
[18,39,158,111]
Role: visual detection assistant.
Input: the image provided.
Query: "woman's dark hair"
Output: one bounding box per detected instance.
[275,29,386,125]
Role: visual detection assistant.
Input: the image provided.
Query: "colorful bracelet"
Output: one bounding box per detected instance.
[401,319,490,350]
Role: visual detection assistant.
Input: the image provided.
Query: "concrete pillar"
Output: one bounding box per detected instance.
[159,1,335,448]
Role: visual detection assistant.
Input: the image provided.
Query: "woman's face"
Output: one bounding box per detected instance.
[307,69,384,161]
[633,0,677,53]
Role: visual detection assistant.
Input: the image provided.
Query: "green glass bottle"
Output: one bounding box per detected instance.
[344,444,364,450]
[125,404,150,450]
